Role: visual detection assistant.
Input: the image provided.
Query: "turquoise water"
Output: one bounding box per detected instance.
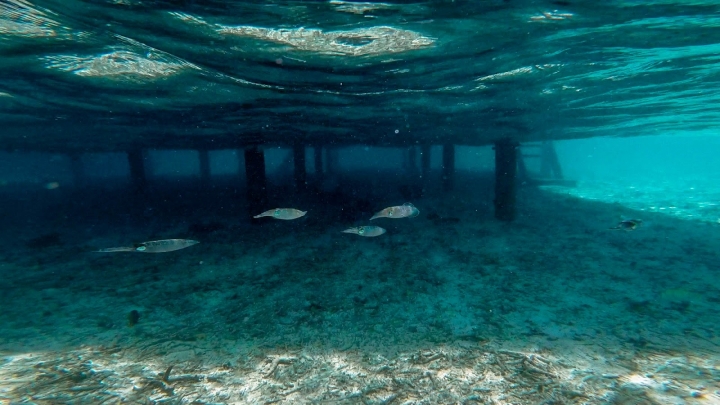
[546,177,720,224]
[1,0,720,403]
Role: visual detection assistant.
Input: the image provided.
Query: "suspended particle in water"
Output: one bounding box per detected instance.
[395,129,399,134]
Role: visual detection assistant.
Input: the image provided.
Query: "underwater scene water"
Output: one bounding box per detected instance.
[1,0,720,404]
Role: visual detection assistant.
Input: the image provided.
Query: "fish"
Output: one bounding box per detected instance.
[370,203,419,220]
[342,226,386,237]
[96,239,199,253]
[253,208,307,220]
[609,219,642,231]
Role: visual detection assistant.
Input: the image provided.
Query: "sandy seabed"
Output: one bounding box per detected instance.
[1,172,718,404]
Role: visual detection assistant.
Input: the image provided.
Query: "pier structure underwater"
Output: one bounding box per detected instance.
[2,0,720,404]
[67,140,530,220]
[14,136,572,223]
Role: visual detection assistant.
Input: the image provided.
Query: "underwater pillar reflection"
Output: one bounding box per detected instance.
[442,143,455,192]
[244,146,268,222]
[198,149,210,189]
[493,139,518,222]
[127,148,147,197]
[293,144,306,192]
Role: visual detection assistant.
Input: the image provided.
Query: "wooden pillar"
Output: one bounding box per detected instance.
[326,147,339,175]
[540,141,563,179]
[244,146,268,221]
[441,143,455,192]
[420,144,431,183]
[293,144,306,192]
[198,149,211,188]
[127,148,147,196]
[517,152,529,182]
[314,146,324,184]
[407,146,418,177]
[494,139,518,222]
[69,154,85,188]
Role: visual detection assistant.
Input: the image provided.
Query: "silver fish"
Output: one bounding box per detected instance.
[370,203,419,220]
[342,226,386,237]
[96,239,199,253]
[253,208,307,220]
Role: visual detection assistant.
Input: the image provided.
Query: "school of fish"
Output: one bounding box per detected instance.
[96,202,641,252]
[95,203,421,252]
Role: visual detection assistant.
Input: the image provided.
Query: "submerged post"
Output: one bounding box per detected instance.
[293,144,306,192]
[198,149,211,189]
[244,146,268,221]
[442,143,455,192]
[540,141,563,179]
[314,146,324,184]
[326,147,339,175]
[127,148,147,196]
[69,154,85,188]
[420,144,431,183]
[494,139,518,222]
[407,146,419,178]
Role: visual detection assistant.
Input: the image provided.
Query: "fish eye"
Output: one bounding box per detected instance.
[358,227,365,234]
[136,246,146,251]
[274,209,280,217]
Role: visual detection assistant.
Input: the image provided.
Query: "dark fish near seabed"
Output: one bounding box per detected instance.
[609,219,642,231]
[95,239,199,253]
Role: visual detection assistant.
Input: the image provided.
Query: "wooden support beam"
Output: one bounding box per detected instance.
[244,146,268,221]
[127,148,147,196]
[325,147,338,175]
[69,154,85,188]
[314,146,324,184]
[420,144,431,183]
[442,143,455,192]
[407,146,418,176]
[293,144,306,192]
[198,149,210,188]
[540,141,563,179]
[494,139,518,222]
[517,151,529,182]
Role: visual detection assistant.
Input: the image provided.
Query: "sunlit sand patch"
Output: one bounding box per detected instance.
[2,340,717,403]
